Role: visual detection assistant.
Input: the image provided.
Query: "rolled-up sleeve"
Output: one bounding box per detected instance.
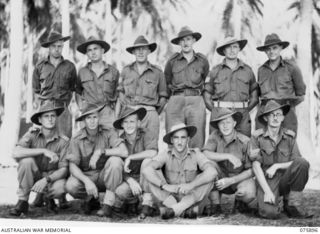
[66,139,81,166]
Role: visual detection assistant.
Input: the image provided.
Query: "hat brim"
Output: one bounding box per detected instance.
[113,108,147,129]
[216,39,248,56]
[171,32,202,45]
[77,40,111,54]
[256,41,289,51]
[163,126,197,145]
[258,104,290,124]
[76,104,105,122]
[31,107,65,125]
[210,112,243,129]
[41,36,71,48]
[126,43,157,54]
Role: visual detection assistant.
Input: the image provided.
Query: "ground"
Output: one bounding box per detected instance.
[0,166,319,226]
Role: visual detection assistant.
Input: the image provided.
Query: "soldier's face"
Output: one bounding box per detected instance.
[179,36,196,53]
[133,46,150,63]
[86,44,104,62]
[39,111,57,130]
[122,114,139,135]
[49,41,64,59]
[218,116,236,137]
[223,43,240,60]
[171,129,189,153]
[85,112,99,130]
[265,109,284,128]
[265,44,282,61]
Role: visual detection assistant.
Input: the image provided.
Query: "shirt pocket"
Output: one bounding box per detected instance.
[184,161,198,183]
[123,76,136,97]
[142,78,158,99]
[278,144,291,163]
[189,67,204,85]
[39,71,52,90]
[258,75,269,96]
[213,75,228,98]
[103,74,117,97]
[277,71,293,93]
[260,147,275,167]
[236,75,250,100]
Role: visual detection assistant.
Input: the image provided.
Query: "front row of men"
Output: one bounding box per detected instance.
[9,99,312,220]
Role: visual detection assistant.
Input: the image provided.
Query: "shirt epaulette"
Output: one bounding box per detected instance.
[150,63,162,71]
[237,132,250,144]
[73,129,84,139]
[195,52,207,60]
[59,134,70,142]
[28,126,41,133]
[168,52,180,61]
[283,128,296,138]
[252,128,264,137]
[35,59,46,67]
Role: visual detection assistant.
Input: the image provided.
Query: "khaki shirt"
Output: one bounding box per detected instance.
[32,57,77,104]
[205,59,257,101]
[202,129,251,175]
[67,126,123,172]
[118,62,168,106]
[249,128,301,172]
[151,148,211,184]
[76,62,119,105]
[17,127,69,172]
[120,128,158,176]
[164,52,209,94]
[258,58,306,100]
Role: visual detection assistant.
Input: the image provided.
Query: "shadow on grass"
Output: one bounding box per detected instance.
[1,190,319,227]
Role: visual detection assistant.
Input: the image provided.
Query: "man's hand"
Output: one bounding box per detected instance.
[264,191,276,204]
[178,183,194,195]
[84,179,98,198]
[227,154,242,169]
[266,164,279,179]
[124,157,132,173]
[127,178,142,196]
[162,184,179,194]
[89,149,102,170]
[215,177,234,191]
[43,149,59,163]
[31,178,48,193]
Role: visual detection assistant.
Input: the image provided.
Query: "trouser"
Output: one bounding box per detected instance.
[114,159,151,208]
[255,158,309,219]
[255,103,297,133]
[99,104,116,130]
[142,168,214,215]
[166,96,206,148]
[210,107,251,137]
[16,158,66,201]
[65,157,123,206]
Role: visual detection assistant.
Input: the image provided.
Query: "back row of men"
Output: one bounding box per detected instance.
[8,26,311,220]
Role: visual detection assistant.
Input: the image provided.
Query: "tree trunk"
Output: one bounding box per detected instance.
[232,0,241,38]
[105,0,112,64]
[61,0,70,58]
[0,0,23,166]
[296,0,320,173]
[26,30,34,123]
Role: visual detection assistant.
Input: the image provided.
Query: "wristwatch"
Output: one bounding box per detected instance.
[45,176,52,183]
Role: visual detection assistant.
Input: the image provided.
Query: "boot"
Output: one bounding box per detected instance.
[45,198,58,214]
[161,207,175,220]
[184,206,198,219]
[284,191,313,219]
[9,200,29,216]
[139,205,154,219]
[31,193,44,207]
[96,204,113,218]
[58,195,70,209]
[83,196,100,215]
[203,204,222,217]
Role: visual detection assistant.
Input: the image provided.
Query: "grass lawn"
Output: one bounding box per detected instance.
[1,190,319,227]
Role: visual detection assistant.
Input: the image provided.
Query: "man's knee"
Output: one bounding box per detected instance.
[50,179,66,198]
[65,177,81,197]
[18,158,36,168]
[106,156,123,169]
[293,158,310,171]
[141,158,152,170]
[115,183,130,200]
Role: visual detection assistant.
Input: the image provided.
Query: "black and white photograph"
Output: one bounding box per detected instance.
[0,0,319,231]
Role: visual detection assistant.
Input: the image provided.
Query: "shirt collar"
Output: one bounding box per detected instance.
[177,51,197,61]
[44,56,65,64]
[37,128,59,142]
[263,56,285,69]
[120,128,143,141]
[79,125,104,140]
[86,61,109,71]
[221,58,244,69]
[169,147,193,160]
[263,127,287,140]
[217,130,238,145]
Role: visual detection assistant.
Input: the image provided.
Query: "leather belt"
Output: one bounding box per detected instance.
[127,104,156,111]
[213,101,248,108]
[172,89,202,96]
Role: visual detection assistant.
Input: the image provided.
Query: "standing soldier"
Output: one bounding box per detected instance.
[9,101,69,216]
[112,107,158,218]
[250,100,312,219]
[118,35,168,141]
[76,36,120,129]
[204,36,258,137]
[202,108,256,216]
[33,31,77,138]
[165,26,209,148]
[255,33,306,133]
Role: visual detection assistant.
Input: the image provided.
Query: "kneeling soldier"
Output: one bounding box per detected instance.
[10,101,69,216]
[65,103,128,217]
[250,100,312,219]
[113,107,158,218]
[202,108,256,216]
[142,123,218,219]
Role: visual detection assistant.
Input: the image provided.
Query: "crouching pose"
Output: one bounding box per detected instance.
[250,100,312,219]
[112,107,158,218]
[202,108,256,216]
[142,123,218,219]
[9,101,69,216]
[65,103,128,217]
